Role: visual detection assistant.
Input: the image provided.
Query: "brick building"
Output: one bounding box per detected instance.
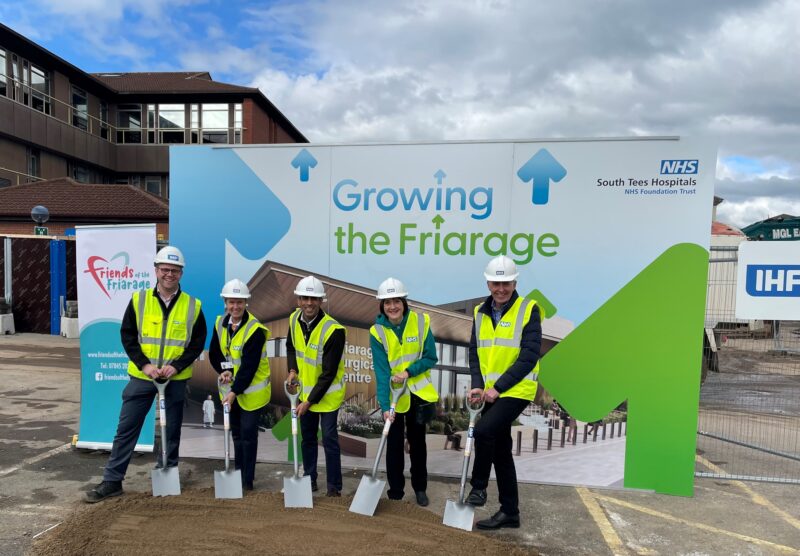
[0,177,168,238]
[0,22,306,198]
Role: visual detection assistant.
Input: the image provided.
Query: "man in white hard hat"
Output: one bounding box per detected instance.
[286,275,346,496]
[208,278,271,491]
[465,255,542,529]
[85,245,207,503]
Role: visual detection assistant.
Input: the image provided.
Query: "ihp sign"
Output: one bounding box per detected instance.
[737,241,800,319]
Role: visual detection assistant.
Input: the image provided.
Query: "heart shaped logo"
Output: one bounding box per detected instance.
[83,252,132,299]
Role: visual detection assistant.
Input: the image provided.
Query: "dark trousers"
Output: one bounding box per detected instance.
[300,409,342,491]
[386,395,428,498]
[104,377,186,482]
[230,401,263,488]
[469,396,529,516]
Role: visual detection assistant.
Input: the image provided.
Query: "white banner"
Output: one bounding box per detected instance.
[75,224,156,449]
[736,240,800,320]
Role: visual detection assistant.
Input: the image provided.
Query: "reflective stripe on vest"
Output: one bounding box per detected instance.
[290,309,345,412]
[474,297,539,401]
[370,311,438,413]
[128,289,200,381]
[215,313,271,411]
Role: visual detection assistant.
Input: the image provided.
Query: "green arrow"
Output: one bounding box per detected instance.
[539,243,707,496]
[432,215,444,229]
[526,288,556,318]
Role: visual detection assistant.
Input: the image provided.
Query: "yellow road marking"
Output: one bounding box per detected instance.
[576,487,629,555]
[696,455,800,531]
[593,492,800,554]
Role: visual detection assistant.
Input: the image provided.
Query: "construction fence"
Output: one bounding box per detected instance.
[697,244,800,484]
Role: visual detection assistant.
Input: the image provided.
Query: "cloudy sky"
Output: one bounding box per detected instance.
[2,0,798,228]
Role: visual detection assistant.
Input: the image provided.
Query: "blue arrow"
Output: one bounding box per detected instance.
[517,148,567,205]
[291,148,318,182]
[434,169,446,185]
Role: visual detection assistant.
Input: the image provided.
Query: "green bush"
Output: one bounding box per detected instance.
[339,413,384,438]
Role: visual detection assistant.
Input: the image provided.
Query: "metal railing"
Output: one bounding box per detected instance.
[0,166,45,186]
[696,244,800,484]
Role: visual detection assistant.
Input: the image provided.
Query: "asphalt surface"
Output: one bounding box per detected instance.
[1,333,798,555]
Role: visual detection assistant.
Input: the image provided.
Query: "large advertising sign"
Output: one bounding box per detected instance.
[736,241,800,319]
[171,138,716,496]
[75,224,157,450]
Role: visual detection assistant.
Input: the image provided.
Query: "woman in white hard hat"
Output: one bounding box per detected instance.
[208,278,272,491]
[369,278,439,506]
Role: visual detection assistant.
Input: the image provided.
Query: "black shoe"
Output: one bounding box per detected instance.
[326,488,341,497]
[466,488,487,507]
[244,482,254,491]
[311,479,318,492]
[415,491,429,507]
[476,510,520,530]
[85,481,123,504]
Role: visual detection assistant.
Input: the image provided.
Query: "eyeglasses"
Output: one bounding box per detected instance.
[158,268,182,275]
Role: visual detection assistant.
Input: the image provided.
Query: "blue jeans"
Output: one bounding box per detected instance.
[299,409,342,491]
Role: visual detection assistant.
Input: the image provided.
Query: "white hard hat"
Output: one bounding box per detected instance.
[376,277,409,300]
[154,246,185,267]
[484,255,518,282]
[294,275,326,298]
[220,278,250,299]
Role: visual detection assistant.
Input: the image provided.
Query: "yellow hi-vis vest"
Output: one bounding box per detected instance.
[127,289,201,381]
[215,313,272,411]
[290,309,345,412]
[370,311,439,414]
[474,297,541,401]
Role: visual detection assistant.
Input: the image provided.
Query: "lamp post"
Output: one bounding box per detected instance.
[31,205,49,235]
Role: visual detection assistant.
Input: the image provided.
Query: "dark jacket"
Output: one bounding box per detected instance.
[120,286,207,373]
[468,290,542,394]
[285,309,346,405]
[208,310,267,395]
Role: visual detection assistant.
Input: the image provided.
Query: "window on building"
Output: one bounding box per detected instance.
[71,85,88,130]
[201,103,229,143]
[129,175,140,187]
[145,176,161,196]
[26,147,40,181]
[22,60,30,105]
[234,103,242,144]
[0,177,11,188]
[11,54,20,101]
[100,101,109,140]
[158,103,185,144]
[30,63,50,114]
[0,48,7,97]
[117,104,142,143]
[70,163,92,183]
[147,104,156,143]
[190,104,200,144]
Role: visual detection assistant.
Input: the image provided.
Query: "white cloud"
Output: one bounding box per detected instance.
[717,197,800,228]
[4,0,800,227]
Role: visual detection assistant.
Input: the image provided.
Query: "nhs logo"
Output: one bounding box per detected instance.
[660,160,698,174]
[745,265,800,297]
